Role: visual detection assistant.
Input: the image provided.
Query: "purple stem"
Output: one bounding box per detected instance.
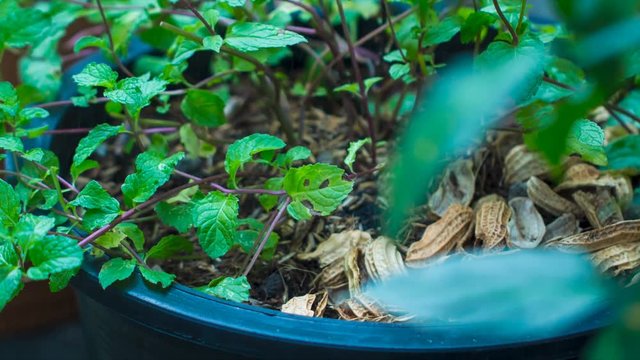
[33,127,177,136]
[31,162,79,194]
[173,169,287,195]
[242,197,291,276]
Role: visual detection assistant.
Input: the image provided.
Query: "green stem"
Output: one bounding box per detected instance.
[493,0,519,46]
[516,0,527,34]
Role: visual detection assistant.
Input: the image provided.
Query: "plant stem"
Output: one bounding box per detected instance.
[30,161,79,194]
[95,0,134,77]
[173,169,287,195]
[493,0,519,46]
[78,175,220,247]
[335,0,378,165]
[242,197,291,277]
[381,0,408,62]
[516,0,527,34]
[121,241,149,268]
[605,104,635,134]
[181,0,216,35]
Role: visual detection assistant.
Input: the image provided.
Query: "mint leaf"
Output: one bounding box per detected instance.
[286,200,312,221]
[155,201,194,233]
[0,179,20,227]
[180,89,226,127]
[18,107,49,123]
[98,258,136,289]
[225,23,307,52]
[180,124,216,158]
[235,227,279,261]
[72,62,118,88]
[606,135,640,174]
[219,0,246,7]
[389,63,411,80]
[196,275,250,303]
[345,138,371,173]
[566,119,606,166]
[71,124,124,180]
[95,231,126,249]
[0,265,22,311]
[283,163,353,216]
[225,133,286,187]
[49,267,79,293]
[14,214,55,257]
[70,181,120,231]
[114,223,145,252]
[146,235,193,260]
[275,146,311,168]
[476,36,546,102]
[422,16,462,46]
[0,135,24,153]
[334,77,382,97]
[139,267,175,288]
[460,12,497,44]
[193,191,239,259]
[26,235,83,281]
[104,74,167,118]
[121,151,185,205]
[203,35,223,52]
[73,35,107,53]
[258,177,283,212]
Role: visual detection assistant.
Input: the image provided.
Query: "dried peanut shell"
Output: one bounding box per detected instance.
[527,176,583,217]
[507,197,546,248]
[474,195,511,250]
[572,189,623,229]
[545,220,640,252]
[504,145,549,185]
[428,159,475,217]
[542,213,580,244]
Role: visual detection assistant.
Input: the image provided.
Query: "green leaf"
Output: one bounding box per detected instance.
[155,201,195,233]
[121,151,185,205]
[180,124,216,158]
[283,163,353,216]
[114,223,145,252]
[422,16,463,47]
[26,235,83,281]
[146,235,193,261]
[203,35,223,52]
[344,138,371,173]
[258,177,283,212]
[383,50,407,63]
[219,0,247,7]
[389,63,411,80]
[476,35,546,102]
[73,35,107,53]
[275,146,311,168]
[70,181,120,231]
[235,218,279,260]
[0,179,20,227]
[0,265,22,311]
[18,107,49,122]
[104,74,167,118]
[95,231,126,249]
[72,62,118,88]
[286,200,312,221]
[49,267,79,293]
[225,134,286,187]
[565,119,606,166]
[71,124,124,180]
[193,191,239,259]
[98,258,136,289]
[224,22,307,52]
[0,135,24,153]
[196,275,250,303]
[334,77,382,97]
[14,214,56,256]
[606,135,640,174]
[460,11,497,44]
[139,267,175,288]
[180,89,226,127]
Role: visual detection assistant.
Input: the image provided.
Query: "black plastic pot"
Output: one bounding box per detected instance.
[72,256,611,360]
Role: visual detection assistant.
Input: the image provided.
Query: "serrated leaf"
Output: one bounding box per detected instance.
[383,50,406,63]
[18,107,49,122]
[95,231,126,250]
[0,135,24,153]
[0,179,20,227]
[49,267,79,293]
[71,124,124,180]
[139,267,175,288]
[286,200,312,221]
[121,151,185,205]
[114,223,145,252]
[476,36,546,102]
[235,219,279,260]
[72,62,118,88]
[460,11,497,44]
[193,191,239,259]
[422,16,463,46]
[203,35,223,52]
[104,74,167,118]
[275,146,311,168]
[26,235,83,281]
[225,134,286,187]
[335,77,382,97]
[0,266,22,311]
[196,275,250,303]
[70,180,120,231]
[283,164,353,216]
[155,201,194,233]
[605,135,640,174]
[220,0,246,7]
[14,214,56,256]
[566,119,606,165]
[345,138,371,173]
[180,124,216,158]
[146,235,193,260]
[98,257,136,289]
[389,63,411,80]
[224,22,307,52]
[180,89,226,127]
